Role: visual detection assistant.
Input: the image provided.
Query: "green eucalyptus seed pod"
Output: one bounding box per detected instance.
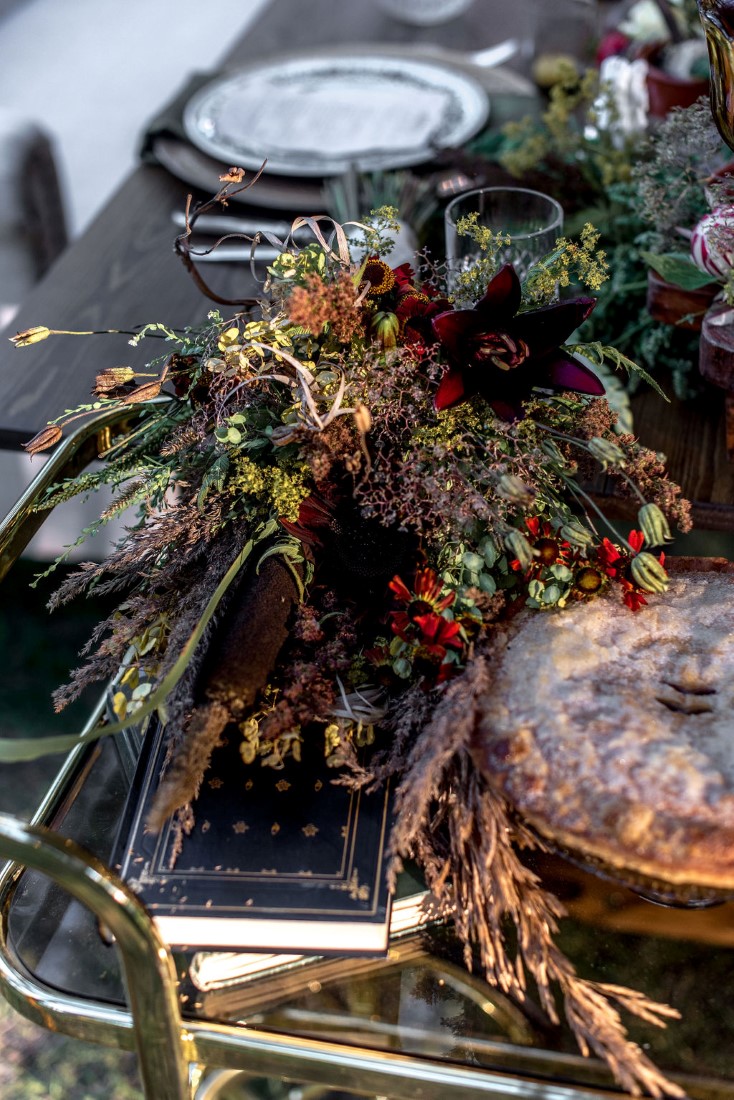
[630,552,669,594]
[559,516,595,549]
[370,311,400,350]
[504,529,536,571]
[496,473,535,505]
[637,502,673,546]
[587,436,626,469]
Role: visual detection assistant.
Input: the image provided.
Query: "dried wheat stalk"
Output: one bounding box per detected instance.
[387,654,684,1098]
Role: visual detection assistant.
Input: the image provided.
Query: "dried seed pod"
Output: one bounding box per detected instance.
[23,424,62,455]
[11,326,51,347]
[353,401,373,435]
[93,366,135,396]
[124,380,162,404]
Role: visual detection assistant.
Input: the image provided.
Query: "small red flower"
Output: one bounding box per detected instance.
[621,582,648,612]
[597,537,623,577]
[389,610,413,641]
[388,575,412,603]
[593,531,665,611]
[384,568,468,684]
[628,529,645,554]
[413,612,463,653]
[389,567,455,615]
[596,30,630,63]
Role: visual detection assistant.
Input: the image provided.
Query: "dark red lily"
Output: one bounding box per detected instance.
[431,264,603,420]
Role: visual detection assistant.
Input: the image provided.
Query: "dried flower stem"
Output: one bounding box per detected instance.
[386,654,683,1098]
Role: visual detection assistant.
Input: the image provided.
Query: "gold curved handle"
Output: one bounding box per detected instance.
[0,407,138,583]
[699,0,734,149]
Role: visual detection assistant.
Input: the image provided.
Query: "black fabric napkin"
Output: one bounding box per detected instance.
[139,71,217,164]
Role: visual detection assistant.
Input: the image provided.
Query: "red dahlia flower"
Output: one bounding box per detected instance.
[431,264,603,420]
[392,265,450,350]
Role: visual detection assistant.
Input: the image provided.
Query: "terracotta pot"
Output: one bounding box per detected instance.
[637,41,709,118]
[646,268,719,330]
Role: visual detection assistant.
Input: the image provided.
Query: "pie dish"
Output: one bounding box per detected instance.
[471,558,734,903]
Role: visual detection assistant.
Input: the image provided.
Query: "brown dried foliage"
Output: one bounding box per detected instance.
[382,653,684,1098]
[288,272,363,344]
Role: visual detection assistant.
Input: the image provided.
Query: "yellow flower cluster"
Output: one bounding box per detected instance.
[522,223,608,305]
[452,214,511,302]
[500,71,634,188]
[555,223,608,291]
[267,465,310,521]
[227,454,311,521]
[410,406,483,451]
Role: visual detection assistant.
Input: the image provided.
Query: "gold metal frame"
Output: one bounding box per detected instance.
[0,413,624,1100]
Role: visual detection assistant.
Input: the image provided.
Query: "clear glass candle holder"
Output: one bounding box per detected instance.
[444,186,564,298]
[372,0,474,25]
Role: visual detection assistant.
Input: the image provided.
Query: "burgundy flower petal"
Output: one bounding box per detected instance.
[512,297,596,359]
[539,351,605,395]
[392,262,415,289]
[431,307,480,361]
[435,368,468,410]
[488,396,525,421]
[475,264,522,322]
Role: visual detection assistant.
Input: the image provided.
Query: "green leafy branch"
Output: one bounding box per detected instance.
[568,342,669,402]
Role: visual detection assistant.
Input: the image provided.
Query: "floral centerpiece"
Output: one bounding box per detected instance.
[11,171,695,1096]
[472,75,734,399]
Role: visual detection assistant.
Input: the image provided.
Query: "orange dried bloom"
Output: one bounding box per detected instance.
[288,273,362,344]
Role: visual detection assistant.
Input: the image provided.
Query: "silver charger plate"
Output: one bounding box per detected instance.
[182,50,490,178]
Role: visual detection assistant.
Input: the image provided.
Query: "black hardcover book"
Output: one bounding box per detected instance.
[115,719,393,953]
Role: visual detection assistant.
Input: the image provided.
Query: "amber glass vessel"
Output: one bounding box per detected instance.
[699,0,734,148]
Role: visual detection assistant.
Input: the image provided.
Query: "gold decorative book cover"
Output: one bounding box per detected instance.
[116,721,393,952]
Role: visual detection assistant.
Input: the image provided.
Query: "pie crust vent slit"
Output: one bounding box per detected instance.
[656,681,716,715]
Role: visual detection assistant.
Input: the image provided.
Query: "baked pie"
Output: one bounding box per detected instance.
[471,559,734,902]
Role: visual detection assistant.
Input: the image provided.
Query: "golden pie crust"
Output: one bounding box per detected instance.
[471,559,734,895]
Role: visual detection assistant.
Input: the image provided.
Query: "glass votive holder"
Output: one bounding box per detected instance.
[444,186,564,298]
[372,0,474,25]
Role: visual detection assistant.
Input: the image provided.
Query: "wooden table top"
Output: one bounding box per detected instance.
[1,0,732,526]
